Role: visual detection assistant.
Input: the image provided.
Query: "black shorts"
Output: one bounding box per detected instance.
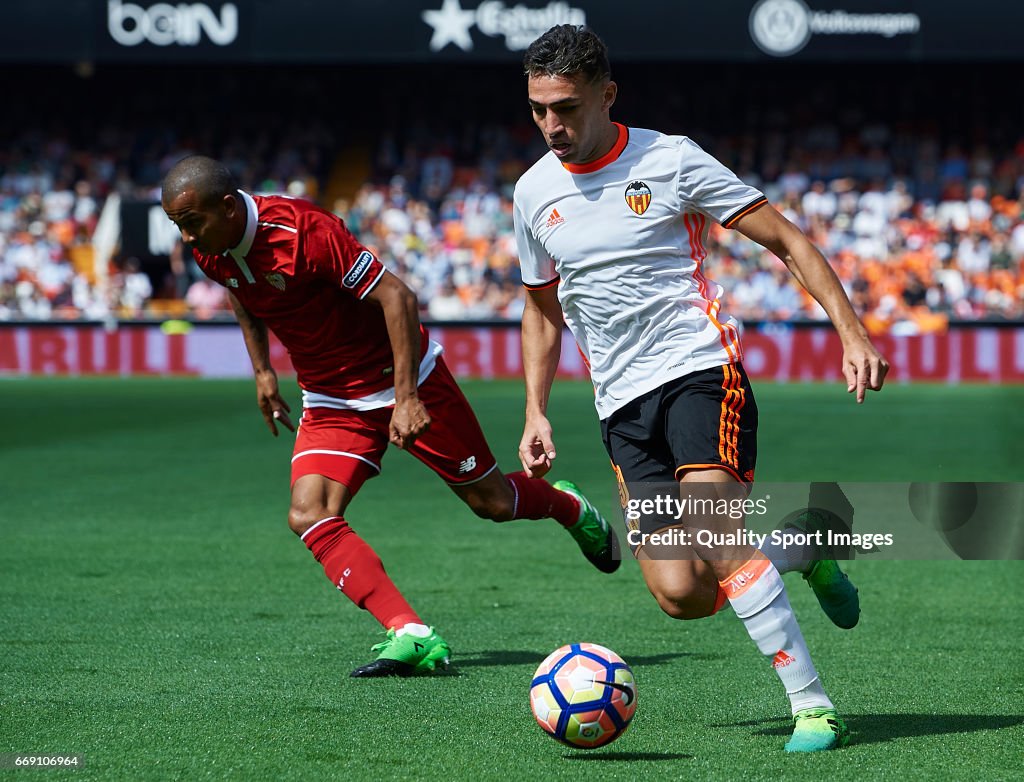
[601,363,758,553]
[600,362,758,488]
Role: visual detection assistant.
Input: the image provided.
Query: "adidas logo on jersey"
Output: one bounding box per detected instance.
[546,208,565,227]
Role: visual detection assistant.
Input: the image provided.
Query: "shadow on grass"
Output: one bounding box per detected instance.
[563,751,693,761]
[455,650,548,667]
[456,650,715,668]
[712,713,1024,744]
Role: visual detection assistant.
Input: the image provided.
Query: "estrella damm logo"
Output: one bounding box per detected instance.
[624,181,651,215]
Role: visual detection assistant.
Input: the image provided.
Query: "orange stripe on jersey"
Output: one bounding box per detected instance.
[717,365,737,467]
[718,555,772,599]
[611,462,629,510]
[696,214,741,356]
[717,366,730,465]
[731,368,747,468]
[575,339,592,372]
[562,123,629,174]
[685,213,738,363]
[674,462,743,484]
[723,364,745,470]
[722,196,768,229]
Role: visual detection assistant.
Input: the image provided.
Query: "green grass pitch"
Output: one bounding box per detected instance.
[1,378,1022,781]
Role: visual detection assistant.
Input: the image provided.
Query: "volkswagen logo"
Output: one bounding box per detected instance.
[749,0,812,56]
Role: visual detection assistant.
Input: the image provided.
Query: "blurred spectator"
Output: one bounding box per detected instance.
[111,258,153,318]
[428,281,467,320]
[185,277,228,320]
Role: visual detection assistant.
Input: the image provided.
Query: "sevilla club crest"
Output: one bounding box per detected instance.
[624,181,651,215]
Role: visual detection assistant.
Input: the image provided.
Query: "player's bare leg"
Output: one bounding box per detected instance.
[449,469,620,573]
[636,556,723,619]
[289,474,450,678]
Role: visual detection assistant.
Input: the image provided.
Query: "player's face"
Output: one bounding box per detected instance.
[162,189,243,255]
[528,73,617,165]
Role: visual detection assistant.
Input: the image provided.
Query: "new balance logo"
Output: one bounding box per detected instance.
[458,456,477,474]
[545,208,565,227]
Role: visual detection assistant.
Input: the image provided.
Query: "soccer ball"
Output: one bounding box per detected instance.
[529,643,637,749]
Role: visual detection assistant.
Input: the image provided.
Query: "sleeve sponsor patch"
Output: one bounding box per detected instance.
[342,251,375,289]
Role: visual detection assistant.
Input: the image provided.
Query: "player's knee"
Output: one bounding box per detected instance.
[651,587,714,621]
[288,504,329,537]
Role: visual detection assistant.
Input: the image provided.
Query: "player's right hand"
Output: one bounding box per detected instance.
[255,368,295,437]
[841,336,890,404]
[519,415,556,478]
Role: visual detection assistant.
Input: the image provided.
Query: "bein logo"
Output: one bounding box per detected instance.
[108,0,239,47]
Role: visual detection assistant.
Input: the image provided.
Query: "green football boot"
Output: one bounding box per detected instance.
[349,626,451,678]
[785,509,860,629]
[785,707,851,752]
[552,480,621,574]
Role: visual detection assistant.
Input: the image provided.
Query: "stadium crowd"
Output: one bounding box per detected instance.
[335,148,1024,333]
[2,64,1022,332]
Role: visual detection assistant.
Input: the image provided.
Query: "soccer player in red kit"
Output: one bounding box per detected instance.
[161,156,619,677]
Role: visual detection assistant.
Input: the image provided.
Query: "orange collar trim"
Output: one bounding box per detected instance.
[561,123,628,174]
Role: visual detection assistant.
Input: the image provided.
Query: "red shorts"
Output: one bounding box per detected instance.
[290,358,498,494]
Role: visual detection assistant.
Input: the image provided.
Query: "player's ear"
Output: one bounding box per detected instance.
[222,192,238,217]
[602,80,617,112]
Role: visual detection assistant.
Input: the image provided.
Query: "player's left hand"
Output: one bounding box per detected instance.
[390,397,431,449]
[842,338,889,403]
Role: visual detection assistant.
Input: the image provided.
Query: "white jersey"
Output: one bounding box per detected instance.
[514,124,766,419]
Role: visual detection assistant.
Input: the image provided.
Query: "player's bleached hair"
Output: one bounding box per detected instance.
[523,25,611,84]
[161,155,238,206]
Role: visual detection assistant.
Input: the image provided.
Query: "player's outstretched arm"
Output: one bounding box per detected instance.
[520,286,563,477]
[364,271,431,449]
[732,205,890,403]
[228,292,294,435]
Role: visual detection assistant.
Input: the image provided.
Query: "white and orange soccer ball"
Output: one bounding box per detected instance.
[529,643,637,749]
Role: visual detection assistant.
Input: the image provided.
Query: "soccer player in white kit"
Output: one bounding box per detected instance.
[514,25,889,752]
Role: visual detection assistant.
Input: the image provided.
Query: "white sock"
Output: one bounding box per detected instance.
[759,534,812,575]
[722,558,834,715]
[789,678,833,714]
[395,623,432,638]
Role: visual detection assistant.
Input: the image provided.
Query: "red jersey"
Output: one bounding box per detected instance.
[194,192,429,400]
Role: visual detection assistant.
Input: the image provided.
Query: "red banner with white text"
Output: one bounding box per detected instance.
[1,324,1022,383]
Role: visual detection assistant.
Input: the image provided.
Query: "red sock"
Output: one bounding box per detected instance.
[301,516,421,630]
[505,472,580,528]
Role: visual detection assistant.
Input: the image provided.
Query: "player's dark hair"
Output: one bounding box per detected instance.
[523,25,611,84]
[161,155,238,207]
